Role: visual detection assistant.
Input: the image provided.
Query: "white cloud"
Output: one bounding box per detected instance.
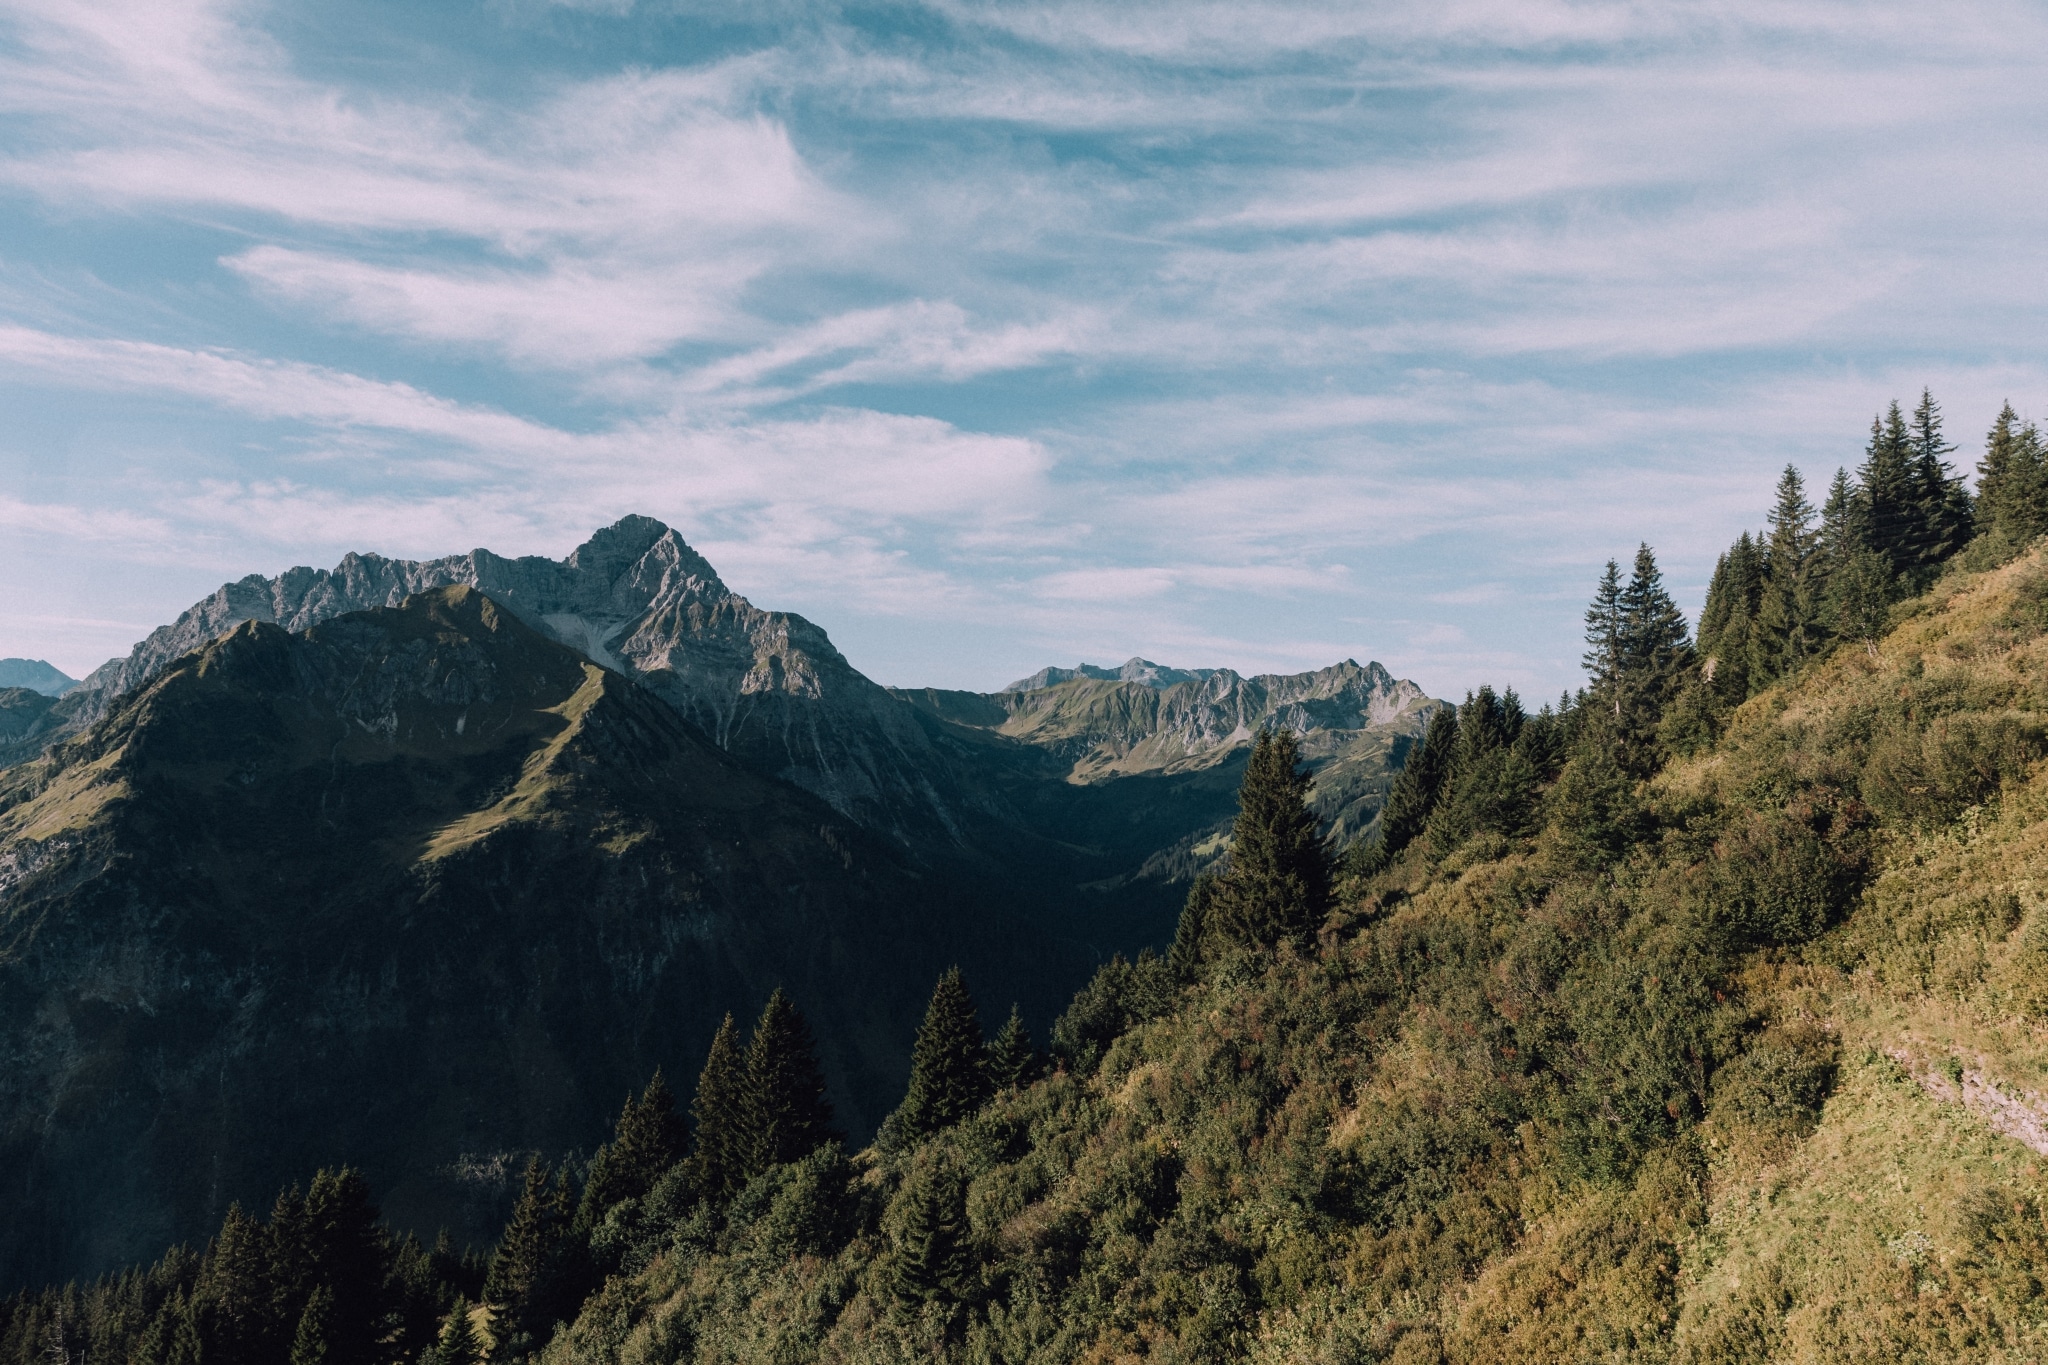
[2,0,2047,696]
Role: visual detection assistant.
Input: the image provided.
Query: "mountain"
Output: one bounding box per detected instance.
[0,587,1091,1288]
[61,517,994,854]
[32,518,1439,947]
[894,658,1440,867]
[0,660,74,696]
[1002,658,1216,691]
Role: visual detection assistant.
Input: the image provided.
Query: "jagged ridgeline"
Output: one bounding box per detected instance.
[23,389,2048,1364]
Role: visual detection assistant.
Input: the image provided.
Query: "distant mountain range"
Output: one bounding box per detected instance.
[0,659,75,696]
[0,516,1440,1287]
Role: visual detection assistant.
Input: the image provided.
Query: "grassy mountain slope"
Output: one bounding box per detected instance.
[539,548,2048,1363]
[0,588,1093,1290]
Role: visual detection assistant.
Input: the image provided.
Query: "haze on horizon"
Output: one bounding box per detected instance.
[1,0,2044,700]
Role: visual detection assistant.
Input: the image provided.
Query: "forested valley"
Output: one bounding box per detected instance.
[15,388,2048,1363]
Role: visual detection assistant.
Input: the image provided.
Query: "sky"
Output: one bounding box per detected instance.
[1,0,2045,698]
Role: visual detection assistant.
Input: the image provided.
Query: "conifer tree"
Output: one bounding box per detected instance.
[286,1286,333,1365]
[425,1299,482,1365]
[1206,728,1333,948]
[885,1160,973,1308]
[1354,705,1456,875]
[1908,387,1972,569]
[1695,548,1735,667]
[1817,465,1857,565]
[894,968,990,1140]
[299,1168,390,1365]
[482,1160,574,1345]
[1582,559,1625,708]
[160,1295,203,1365]
[195,1202,272,1365]
[1611,544,1694,768]
[689,1014,749,1205]
[576,1070,688,1230]
[986,1005,1040,1091]
[744,989,838,1174]
[1977,403,2048,547]
[133,1293,199,1365]
[1424,686,1536,855]
[1697,531,1762,701]
[1166,871,1219,980]
[1755,465,1822,682]
[618,1070,687,1188]
[1859,403,1921,580]
[1829,549,1894,655]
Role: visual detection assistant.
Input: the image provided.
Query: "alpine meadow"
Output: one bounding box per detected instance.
[14,371,2048,1365]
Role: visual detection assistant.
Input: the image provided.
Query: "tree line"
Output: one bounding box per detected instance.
[1693,389,2045,706]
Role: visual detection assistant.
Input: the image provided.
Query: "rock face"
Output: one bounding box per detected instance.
[0,661,75,697]
[0,588,1089,1289]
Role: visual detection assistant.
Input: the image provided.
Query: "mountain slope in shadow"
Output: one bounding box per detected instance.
[0,587,1088,1287]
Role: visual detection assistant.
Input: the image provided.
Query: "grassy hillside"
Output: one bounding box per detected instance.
[516,546,2048,1363]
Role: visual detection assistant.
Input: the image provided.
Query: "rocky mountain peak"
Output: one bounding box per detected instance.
[43,518,959,839]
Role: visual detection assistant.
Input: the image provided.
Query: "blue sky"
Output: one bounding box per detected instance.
[1,0,2044,698]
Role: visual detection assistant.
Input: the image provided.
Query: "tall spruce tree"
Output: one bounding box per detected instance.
[1816,467,1858,586]
[1206,728,1333,949]
[1755,465,1822,683]
[483,1161,575,1345]
[885,1159,974,1308]
[1977,403,2048,547]
[285,1287,333,1365]
[893,968,990,1140]
[1859,403,1921,581]
[1695,532,1763,701]
[689,1014,749,1205]
[1166,871,1220,980]
[1582,559,1625,711]
[1908,387,1972,571]
[1355,705,1456,875]
[1612,543,1693,768]
[986,1005,1040,1091]
[1424,686,1536,856]
[425,1300,482,1365]
[194,1203,272,1365]
[576,1070,688,1231]
[744,989,838,1173]
[294,1169,390,1365]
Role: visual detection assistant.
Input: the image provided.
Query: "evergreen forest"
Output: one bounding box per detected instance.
[16,389,2048,1362]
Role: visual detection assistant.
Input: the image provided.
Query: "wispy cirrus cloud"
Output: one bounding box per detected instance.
[1,0,2046,698]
